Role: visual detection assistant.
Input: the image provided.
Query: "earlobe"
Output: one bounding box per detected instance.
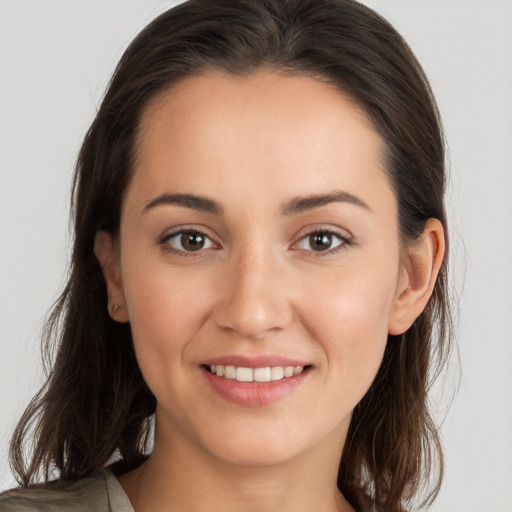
[388,218,445,335]
[94,231,130,323]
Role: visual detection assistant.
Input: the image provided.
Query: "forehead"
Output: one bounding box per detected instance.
[128,70,393,213]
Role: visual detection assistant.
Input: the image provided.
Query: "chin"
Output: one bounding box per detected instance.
[194,415,347,469]
[208,437,306,468]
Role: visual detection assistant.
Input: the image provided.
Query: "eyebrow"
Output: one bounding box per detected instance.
[143,193,223,215]
[143,190,370,216]
[281,190,371,215]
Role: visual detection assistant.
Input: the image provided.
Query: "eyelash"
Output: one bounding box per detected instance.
[295,229,351,256]
[158,228,351,257]
[159,229,217,257]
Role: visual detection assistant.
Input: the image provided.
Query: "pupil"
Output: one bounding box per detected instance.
[182,232,204,251]
[310,233,332,251]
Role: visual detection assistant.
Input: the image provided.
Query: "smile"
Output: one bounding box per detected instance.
[207,364,304,383]
[202,357,312,406]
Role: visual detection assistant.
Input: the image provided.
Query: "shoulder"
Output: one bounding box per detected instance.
[0,471,110,512]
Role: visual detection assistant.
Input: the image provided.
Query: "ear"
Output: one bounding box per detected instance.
[388,218,445,335]
[94,231,130,323]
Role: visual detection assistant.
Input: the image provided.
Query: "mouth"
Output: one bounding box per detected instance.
[201,362,312,406]
[205,364,307,383]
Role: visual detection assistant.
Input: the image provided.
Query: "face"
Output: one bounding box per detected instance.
[111,70,409,467]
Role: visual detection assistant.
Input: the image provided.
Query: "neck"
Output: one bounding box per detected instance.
[119,417,354,512]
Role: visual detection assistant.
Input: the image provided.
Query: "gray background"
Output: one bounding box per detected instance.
[1,1,511,510]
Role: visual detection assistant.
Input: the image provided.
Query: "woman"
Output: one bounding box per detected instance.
[1,0,452,511]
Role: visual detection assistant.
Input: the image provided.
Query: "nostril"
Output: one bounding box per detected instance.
[212,298,293,341]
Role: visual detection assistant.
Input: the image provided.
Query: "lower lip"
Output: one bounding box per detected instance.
[202,366,310,407]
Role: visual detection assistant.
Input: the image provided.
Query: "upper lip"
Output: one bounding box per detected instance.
[202,355,310,368]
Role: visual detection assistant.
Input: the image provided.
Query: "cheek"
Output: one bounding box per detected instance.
[299,259,400,394]
[301,260,398,337]
[121,257,214,376]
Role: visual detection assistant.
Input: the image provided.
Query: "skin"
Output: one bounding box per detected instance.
[95,70,444,512]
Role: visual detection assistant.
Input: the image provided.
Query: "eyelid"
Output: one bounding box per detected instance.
[157,224,352,256]
[291,226,352,254]
[158,226,220,255]
[292,224,352,242]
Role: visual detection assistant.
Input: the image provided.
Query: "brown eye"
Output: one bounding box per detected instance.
[296,230,348,253]
[163,230,214,253]
[181,231,206,251]
[309,232,333,251]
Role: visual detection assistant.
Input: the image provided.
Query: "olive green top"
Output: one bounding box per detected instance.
[0,470,381,511]
[0,469,134,512]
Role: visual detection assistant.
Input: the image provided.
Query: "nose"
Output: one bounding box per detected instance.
[213,249,293,341]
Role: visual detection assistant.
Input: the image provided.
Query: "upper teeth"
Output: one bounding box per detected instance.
[210,365,304,383]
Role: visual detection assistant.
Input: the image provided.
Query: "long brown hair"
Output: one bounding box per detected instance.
[9,1,453,510]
